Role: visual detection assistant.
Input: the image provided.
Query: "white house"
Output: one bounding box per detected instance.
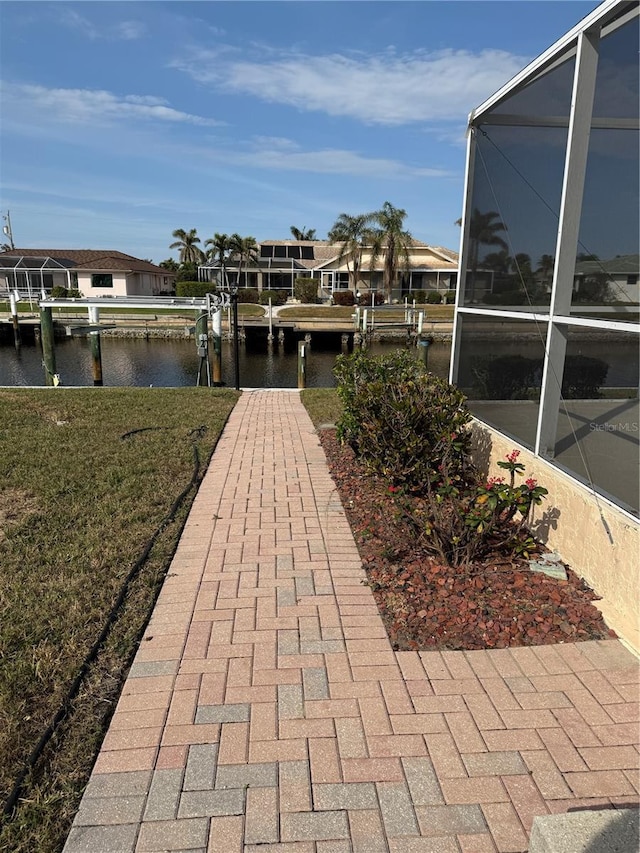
[0,249,176,299]
[199,239,458,302]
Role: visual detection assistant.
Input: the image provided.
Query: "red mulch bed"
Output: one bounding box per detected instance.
[319,428,615,651]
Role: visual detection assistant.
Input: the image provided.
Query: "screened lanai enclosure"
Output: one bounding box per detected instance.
[451,0,639,517]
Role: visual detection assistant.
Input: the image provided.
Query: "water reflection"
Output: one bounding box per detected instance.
[0,335,452,388]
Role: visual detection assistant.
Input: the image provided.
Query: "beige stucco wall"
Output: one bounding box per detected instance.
[78,271,128,297]
[471,419,639,654]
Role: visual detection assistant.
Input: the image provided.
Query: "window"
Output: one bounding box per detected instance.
[91,273,113,288]
[301,246,314,260]
[260,245,273,258]
[274,246,286,259]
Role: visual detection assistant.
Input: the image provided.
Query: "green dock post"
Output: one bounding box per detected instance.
[212,308,223,385]
[417,336,431,368]
[40,306,57,386]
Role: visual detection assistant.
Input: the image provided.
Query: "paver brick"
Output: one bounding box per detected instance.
[194,703,249,724]
[414,803,487,836]
[281,810,350,842]
[136,817,209,851]
[144,768,183,821]
[347,808,388,852]
[440,777,509,804]
[377,781,420,836]
[74,795,145,826]
[64,824,138,853]
[481,802,528,852]
[402,756,445,806]
[462,751,527,777]
[207,815,243,853]
[83,770,152,799]
[215,762,277,789]
[313,782,378,810]
[279,760,312,812]
[183,743,217,791]
[178,788,244,817]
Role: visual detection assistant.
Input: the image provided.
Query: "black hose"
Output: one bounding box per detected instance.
[1,424,216,820]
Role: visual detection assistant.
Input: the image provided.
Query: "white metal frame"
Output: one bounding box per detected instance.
[451,0,639,514]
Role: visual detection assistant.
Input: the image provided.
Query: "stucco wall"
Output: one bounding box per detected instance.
[78,272,128,297]
[470,419,639,654]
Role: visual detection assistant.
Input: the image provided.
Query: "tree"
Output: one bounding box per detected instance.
[290,226,316,240]
[369,201,413,301]
[229,234,259,287]
[536,254,555,290]
[464,209,508,301]
[328,212,374,291]
[204,233,232,286]
[159,258,179,272]
[169,228,205,265]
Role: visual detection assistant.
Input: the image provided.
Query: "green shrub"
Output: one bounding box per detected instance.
[50,286,83,299]
[482,290,527,306]
[444,290,457,304]
[294,277,319,304]
[412,290,427,304]
[237,288,260,303]
[562,355,608,399]
[259,289,289,306]
[408,449,548,567]
[333,350,472,492]
[426,291,443,304]
[357,291,385,306]
[176,281,215,297]
[332,290,355,306]
[473,355,542,400]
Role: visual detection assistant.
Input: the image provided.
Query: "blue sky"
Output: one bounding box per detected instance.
[1,1,599,265]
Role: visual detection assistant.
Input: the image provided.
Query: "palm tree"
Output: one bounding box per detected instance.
[169,228,205,265]
[204,233,232,286]
[229,234,259,288]
[328,212,374,291]
[369,201,413,301]
[290,226,316,240]
[464,209,508,301]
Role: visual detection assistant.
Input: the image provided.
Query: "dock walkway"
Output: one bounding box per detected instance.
[64,390,639,853]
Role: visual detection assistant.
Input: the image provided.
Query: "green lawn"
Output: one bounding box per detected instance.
[0,388,239,852]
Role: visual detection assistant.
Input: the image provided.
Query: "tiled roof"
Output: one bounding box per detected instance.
[0,249,174,275]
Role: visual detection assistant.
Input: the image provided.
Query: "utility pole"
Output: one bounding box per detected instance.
[2,211,15,250]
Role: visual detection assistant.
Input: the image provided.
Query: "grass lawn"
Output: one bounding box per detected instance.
[0,388,239,852]
[278,304,454,322]
[300,388,342,427]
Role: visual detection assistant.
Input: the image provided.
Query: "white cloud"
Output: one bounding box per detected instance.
[1,82,224,128]
[57,8,146,41]
[171,46,529,126]
[226,138,454,179]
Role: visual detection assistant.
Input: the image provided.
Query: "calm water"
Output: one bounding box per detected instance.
[0,335,452,388]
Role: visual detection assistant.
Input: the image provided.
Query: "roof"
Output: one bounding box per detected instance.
[256,239,458,271]
[574,254,639,276]
[0,249,175,276]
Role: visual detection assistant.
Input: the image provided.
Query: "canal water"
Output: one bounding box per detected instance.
[0,335,452,388]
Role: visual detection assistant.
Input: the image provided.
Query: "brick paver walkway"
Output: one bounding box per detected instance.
[64,390,639,853]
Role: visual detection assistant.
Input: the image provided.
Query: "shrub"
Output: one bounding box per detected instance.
[482,290,527,306]
[237,288,260,303]
[473,355,542,400]
[332,290,355,306]
[259,289,289,306]
[50,286,83,298]
[357,291,385,306]
[412,290,427,304]
[426,291,443,304]
[444,290,457,304]
[562,355,608,399]
[408,449,548,567]
[334,350,473,492]
[176,281,215,298]
[294,277,319,303]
